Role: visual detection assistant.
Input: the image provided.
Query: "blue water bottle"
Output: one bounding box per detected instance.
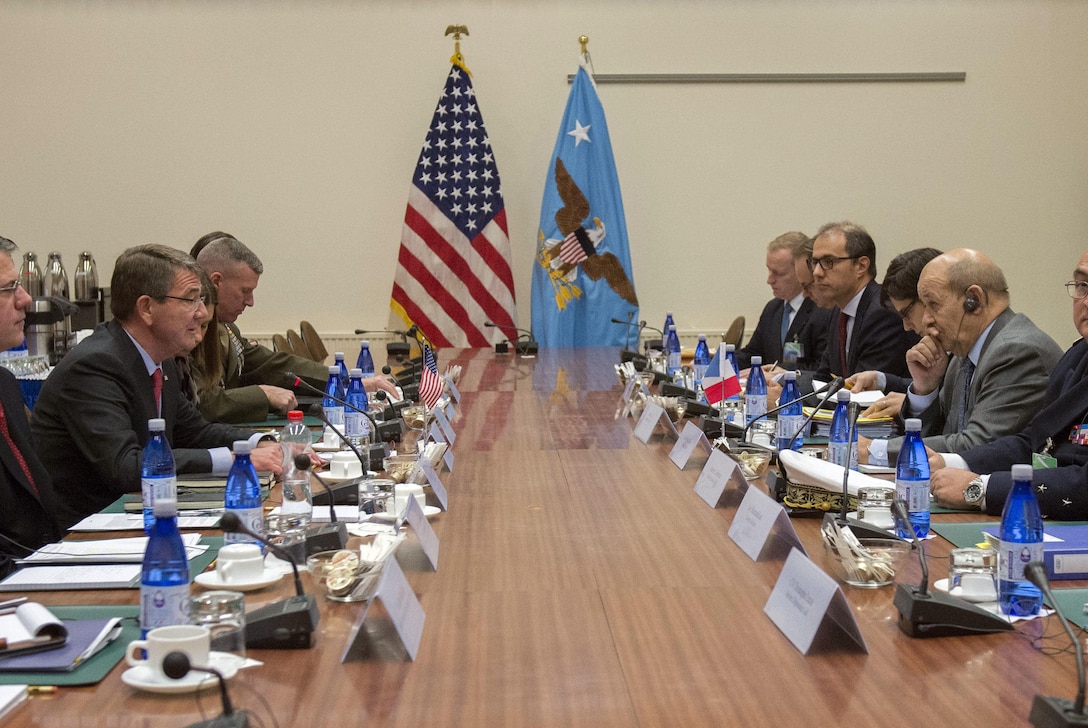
[776,371,804,451]
[665,325,681,378]
[334,352,349,389]
[322,365,346,441]
[745,356,767,426]
[895,418,930,538]
[725,344,741,401]
[344,368,372,453]
[224,441,263,547]
[139,497,190,636]
[828,390,858,471]
[692,334,710,390]
[356,340,376,378]
[662,311,674,343]
[998,464,1043,616]
[140,418,176,533]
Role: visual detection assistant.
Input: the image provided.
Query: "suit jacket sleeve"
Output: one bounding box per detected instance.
[983,464,1088,519]
[197,383,274,424]
[735,299,781,371]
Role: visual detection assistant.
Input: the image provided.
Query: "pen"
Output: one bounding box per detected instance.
[27,686,57,695]
[0,597,27,609]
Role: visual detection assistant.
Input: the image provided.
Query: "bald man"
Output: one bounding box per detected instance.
[865,248,1061,465]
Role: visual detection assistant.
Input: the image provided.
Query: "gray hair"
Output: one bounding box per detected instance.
[194,233,264,276]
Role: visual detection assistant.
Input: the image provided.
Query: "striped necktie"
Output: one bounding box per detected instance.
[958,358,976,429]
[0,405,37,497]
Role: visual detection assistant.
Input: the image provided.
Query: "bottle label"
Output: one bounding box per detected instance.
[745,395,767,425]
[896,477,931,512]
[344,411,371,439]
[668,351,681,373]
[224,507,264,545]
[140,582,191,631]
[323,405,345,427]
[999,539,1043,582]
[776,413,803,447]
[693,363,708,384]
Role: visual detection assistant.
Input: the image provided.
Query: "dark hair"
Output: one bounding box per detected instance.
[111,244,203,321]
[880,247,943,308]
[815,221,878,279]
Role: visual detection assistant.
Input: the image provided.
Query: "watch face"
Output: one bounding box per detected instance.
[964,483,983,503]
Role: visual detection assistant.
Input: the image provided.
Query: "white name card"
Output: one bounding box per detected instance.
[341,557,426,662]
[618,377,638,418]
[419,457,448,511]
[405,496,439,570]
[728,485,806,561]
[434,407,456,446]
[764,549,867,655]
[669,421,712,469]
[429,422,446,445]
[633,401,665,443]
[442,446,454,473]
[445,375,461,404]
[693,448,748,508]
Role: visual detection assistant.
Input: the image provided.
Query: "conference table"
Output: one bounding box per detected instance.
[3,347,1077,727]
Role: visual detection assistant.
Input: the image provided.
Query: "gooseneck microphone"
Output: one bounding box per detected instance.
[1025,562,1088,727]
[285,372,381,436]
[890,501,1014,639]
[220,512,320,650]
[297,454,349,555]
[163,651,249,728]
[836,401,862,523]
[484,321,538,355]
[740,376,845,447]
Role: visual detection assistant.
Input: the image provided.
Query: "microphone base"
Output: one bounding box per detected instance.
[681,398,710,417]
[494,341,509,354]
[311,477,363,506]
[515,341,538,356]
[245,595,320,650]
[1030,696,1088,727]
[822,512,901,542]
[184,712,251,728]
[306,522,349,556]
[386,342,411,357]
[893,583,1016,638]
[660,382,696,399]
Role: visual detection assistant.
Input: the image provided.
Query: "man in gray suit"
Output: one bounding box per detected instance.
[863,248,1062,465]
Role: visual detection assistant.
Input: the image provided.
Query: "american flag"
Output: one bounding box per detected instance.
[418,344,444,408]
[391,60,517,349]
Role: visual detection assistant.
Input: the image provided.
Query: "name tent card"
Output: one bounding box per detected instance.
[434,407,456,446]
[618,376,638,417]
[405,496,439,570]
[419,457,449,511]
[727,485,806,561]
[429,422,446,446]
[445,375,461,404]
[341,557,426,662]
[442,446,454,473]
[660,411,681,440]
[764,548,867,655]
[693,448,748,508]
[669,421,713,469]
[633,400,666,443]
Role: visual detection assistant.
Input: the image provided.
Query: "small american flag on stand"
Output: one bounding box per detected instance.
[419,345,444,409]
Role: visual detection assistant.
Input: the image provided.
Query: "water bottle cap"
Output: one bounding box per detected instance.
[334,352,345,360]
[360,340,370,347]
[287,410,303,421]
[783,370,797,381]
[350,368,363,377]
[837,390,851,402]
[904,417,922,431]
[697,334,706,340]
[751,356,762,366]
[726,344,735,352]
[232,440,252,454]
[1011,464,1033,481]
[147,418,166,431]
[328,366,339,374]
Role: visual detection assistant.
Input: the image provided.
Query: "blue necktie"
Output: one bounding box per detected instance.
[780,302,792,346]
[958,358,976,429]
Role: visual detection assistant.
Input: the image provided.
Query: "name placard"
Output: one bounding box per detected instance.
[693,448,748,508]
[434,407,456,446]
[728,485,806,561]
[669,421,712,469]
[618,376,638,418]
[763,549,867,655]
[419,457,448,511]
[429,422,446,445]
[633,401,665,443]
[341,557,426,662]
[445,375,461,404]
[442,446,454,473]
[405,496,439,570]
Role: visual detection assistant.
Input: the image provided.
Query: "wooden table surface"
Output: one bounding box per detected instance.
[5,347,1077,727]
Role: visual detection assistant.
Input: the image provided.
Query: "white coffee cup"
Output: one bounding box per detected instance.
[125,624,210,678]
[329,451,364,480]
[394,483,426,517]
[216,543,265,583]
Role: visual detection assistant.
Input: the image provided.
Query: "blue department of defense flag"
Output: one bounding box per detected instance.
[531,56,638,348]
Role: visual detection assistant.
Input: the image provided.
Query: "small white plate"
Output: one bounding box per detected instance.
[933,577,997,604]
[122,652,240,694]
[314,472,364,484]
[194,567,284,592]
[368,505,441,522]
[311,442,343,453]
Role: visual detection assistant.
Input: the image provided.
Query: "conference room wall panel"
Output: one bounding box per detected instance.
[1,0,1085,347]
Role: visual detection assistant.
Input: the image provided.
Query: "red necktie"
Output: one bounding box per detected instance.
[838,312,849,375]
[152,368,163,416]
[0,405,38,497]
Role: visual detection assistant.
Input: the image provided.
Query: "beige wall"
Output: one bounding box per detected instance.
[1,0,1086,348]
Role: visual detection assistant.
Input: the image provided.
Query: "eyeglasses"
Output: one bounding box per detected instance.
[159,293,208,311]
[0,280,21,295]
[807,255,861,272]
[892,299,918,321]
[1066,281,1088,300]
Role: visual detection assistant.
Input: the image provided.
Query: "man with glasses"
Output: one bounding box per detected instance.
[0,236,61,576]
[930,248,1088,516]
[31,244,283,529]
[863,248,1060,467]
[735,232,830,371]
[806,221,918,382]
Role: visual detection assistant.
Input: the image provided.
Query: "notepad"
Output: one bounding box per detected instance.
[0,564,143,591]
[16,534,205,565]
[0,603,122,672]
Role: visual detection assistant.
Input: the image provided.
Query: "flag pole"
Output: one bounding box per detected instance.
[445,24,471,74]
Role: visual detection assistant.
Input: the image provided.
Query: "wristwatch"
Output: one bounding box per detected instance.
[963,476,985,507]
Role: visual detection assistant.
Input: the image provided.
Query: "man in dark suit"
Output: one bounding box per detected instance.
[808,221,918,381]
[32,244,284,529]
[0,236,61,577]
[931,247,1088,518]
[735,232,830,372]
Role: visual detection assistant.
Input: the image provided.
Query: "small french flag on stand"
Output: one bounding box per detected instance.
[701,344,741,405]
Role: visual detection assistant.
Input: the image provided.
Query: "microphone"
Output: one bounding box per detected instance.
[220,511,320,650]
[889,501,1014,639]
[484,321,538,356]
[1026,562,1088,727]
[354,328,411,357]
[609,312,639,359]
[284,371,394,443]
[163,651,249,728]
[639,321,665,352]
[835,401,862,522]
[740,376,845,446]
[298,454,349,555]
[773,377,846,509]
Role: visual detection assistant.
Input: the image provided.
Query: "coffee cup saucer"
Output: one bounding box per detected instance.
[122,652,241,694]
[194,567,284,592]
